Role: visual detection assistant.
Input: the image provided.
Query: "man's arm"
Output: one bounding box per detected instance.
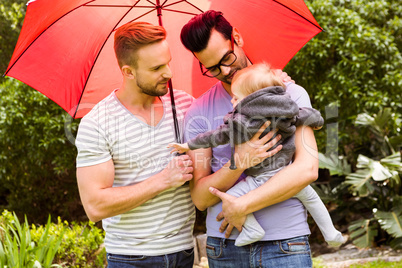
[188,147,243,211]
[211,126,319,234]
[189,122,283,211]
[244,126,319,208]
[77,155,193,222]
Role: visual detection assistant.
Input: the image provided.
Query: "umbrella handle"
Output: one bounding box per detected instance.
[168,79,181,144]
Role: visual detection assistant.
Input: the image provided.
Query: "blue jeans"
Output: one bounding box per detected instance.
[206,235,312,268]
[107,248,194,268]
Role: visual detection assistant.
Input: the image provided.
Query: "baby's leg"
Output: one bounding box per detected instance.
[295,185,346,247]
[226,176,265,247]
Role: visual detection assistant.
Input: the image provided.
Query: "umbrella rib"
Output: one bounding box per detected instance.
[118,9,157,26]
[4,0,157,77]
[162,0,186,7]
[4,0,100,76]
[87,5,154,8]
[73,5,148,118]
[273,0,323,31]
[162,9,201,16]
[162,0,204,13]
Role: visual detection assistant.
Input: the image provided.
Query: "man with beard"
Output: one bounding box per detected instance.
[74,21,196,267]
[180,10,320,267]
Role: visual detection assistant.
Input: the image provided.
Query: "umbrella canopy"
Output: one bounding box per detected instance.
[5,0,323,119]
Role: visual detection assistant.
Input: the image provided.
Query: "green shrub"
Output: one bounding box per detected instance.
[0,210,106,267]
[0,0,25,73]
[1,0,83,224]
[318,109,401,249]
[285,0,402,159]
[51,220,106,267]
[0,77,83,224]
[0,210,65,268]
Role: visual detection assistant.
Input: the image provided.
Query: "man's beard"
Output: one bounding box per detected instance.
[136,78,169,97]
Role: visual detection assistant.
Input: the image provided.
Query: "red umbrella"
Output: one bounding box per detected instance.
[5,0,322,120]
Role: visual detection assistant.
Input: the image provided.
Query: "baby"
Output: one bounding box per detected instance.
[169,63,345,247]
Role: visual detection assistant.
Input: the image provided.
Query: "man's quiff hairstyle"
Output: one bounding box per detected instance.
[114,21,166,68]
[180,10,232,53]
[232,63,285,96]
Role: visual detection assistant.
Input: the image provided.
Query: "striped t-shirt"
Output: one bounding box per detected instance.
[75,89,195,256]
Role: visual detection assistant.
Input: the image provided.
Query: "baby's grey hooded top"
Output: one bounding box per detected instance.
[187,86,324,176]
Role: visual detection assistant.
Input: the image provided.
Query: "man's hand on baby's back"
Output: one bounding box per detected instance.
[234,121,282,170]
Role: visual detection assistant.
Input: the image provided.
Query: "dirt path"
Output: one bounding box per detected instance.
[313,244,402,267]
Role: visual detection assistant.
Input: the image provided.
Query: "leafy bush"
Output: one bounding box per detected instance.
[0,210,65,268]
[0,0,85,224]
[0,0,25,73]
[319,109,401,249]
[0,210,106,267]
[0,78,83,224]
[52,221,106,267]
[285,0,402,159]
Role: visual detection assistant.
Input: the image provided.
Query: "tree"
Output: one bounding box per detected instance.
[0,0,25,73]
[285,0,402,159]
[0,0,84,224]
[0,78,84,224]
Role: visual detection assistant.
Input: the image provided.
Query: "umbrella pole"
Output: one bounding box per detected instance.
[168,80,182,144]
[156,1,181,143]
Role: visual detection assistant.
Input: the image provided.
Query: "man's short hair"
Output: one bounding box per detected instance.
[180,10,232,53]
[114,21,166,68]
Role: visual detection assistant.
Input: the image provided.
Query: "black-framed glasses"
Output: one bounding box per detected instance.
[199,34,237,78]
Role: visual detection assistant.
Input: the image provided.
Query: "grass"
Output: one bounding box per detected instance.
[313,258,402,268]
[312,258,326,268]
[350,259,402,268]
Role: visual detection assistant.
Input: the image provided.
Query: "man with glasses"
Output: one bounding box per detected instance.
[180,10,318,267]
[198,34,238,80]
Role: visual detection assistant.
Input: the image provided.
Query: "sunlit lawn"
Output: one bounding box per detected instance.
[313,258,402,268]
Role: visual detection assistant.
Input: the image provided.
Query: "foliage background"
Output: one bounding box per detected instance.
[0,0,401,255]
[284,0,401,248]
[0,0,84,224]
[285,0,401,160]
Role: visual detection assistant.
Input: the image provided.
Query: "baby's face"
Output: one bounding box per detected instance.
[231,86,246,108]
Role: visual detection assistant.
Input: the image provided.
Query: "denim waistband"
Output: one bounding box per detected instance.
[208,235,309,246]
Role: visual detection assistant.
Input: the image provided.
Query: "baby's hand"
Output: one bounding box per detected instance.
[167,143,190,154]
